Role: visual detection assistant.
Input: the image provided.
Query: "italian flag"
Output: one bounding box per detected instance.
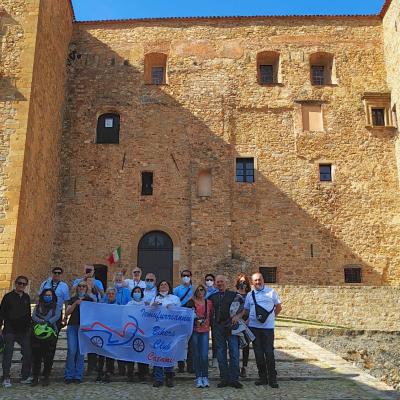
[108,246,121,265]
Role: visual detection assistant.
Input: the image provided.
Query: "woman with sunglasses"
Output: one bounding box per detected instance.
[151,280,181,388]
[186,285,213,388]
[63,282,93,384]
[31,288,60,386]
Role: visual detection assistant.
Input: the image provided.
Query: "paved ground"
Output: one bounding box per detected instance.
[1,319,399,400]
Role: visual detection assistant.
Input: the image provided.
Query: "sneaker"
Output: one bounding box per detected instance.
[153,380,163,388]
[269,380,279,389]
[31,377,39,387]
[202,377,210,388]
[20,377,33,384]
[2,378,12,388]
[195,377,203,388]
[64,379,73,384]
[41,377,50,387]
[240,367,247,378]
[95,374,103,383]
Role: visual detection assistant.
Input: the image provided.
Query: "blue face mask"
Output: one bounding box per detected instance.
[133,293,142,301]
[78,292,85,298]
[43,295,53,303]
[146,282,154,290]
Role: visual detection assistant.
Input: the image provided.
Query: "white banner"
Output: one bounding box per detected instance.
[79,302,195,367]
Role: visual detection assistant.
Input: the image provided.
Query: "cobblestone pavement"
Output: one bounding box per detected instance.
[1,326,399,400]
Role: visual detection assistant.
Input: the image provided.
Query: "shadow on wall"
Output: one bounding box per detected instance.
[0,11,26,102]
[53,25,385,289]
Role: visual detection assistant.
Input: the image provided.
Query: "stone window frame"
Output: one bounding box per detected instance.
[362,93,395,129]
[309,52,337,86]
[297,100,326,133]
[259,266,277,284]
[256,51,282,86]
[144,52,168,85]
[235,156,256,184]
[316,160,335,184]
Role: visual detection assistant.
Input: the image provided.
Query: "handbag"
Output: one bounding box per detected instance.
[251,291,274,323]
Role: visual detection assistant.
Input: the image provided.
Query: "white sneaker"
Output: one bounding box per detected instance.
[2,378,12,388]
[20,377,33,384]
[195,377,203,388]
[202,377,209,387]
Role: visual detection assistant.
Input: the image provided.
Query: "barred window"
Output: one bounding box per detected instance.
[141,172,153,196]
[371,108,385,126]
[151,67,165,85]
[319,164,332,182]
[236,158,254,183]
[344,267,362,283]
[311,65,325,85]
[259,267,277,284]
[259,65,274,84]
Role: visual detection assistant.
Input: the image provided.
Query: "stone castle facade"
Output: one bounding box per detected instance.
[1,0,400,308]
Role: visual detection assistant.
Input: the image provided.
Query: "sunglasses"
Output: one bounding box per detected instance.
[133,271,141,274]
[182,275,191,278]
[205,279,214,282]
[78,284,87,288]
[16,281,28,286]
[145,279,155,282]
[198,288,205,292]
[53,271,62,275]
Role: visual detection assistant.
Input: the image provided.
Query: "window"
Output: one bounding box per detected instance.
[257,51,280,84]
[260,267,277,284]
[198,170,212,197]
[144,53,167,85]
[302,104,324,131]
[311,65,325,85]
[236,158,254,183]
[96,113,120,144]
[259,65,274,84]
[309,52,336,85]
[363,93,394,128]
[371,108,385,126]
[141,172,153,196]
[344,267,362,283]
[319,164,332,182]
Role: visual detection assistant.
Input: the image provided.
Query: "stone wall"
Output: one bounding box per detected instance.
[275,285,400,330]
[383,0,400,185]
[0,0,40,296]
[53,16,400,287]
[12,0,73,292]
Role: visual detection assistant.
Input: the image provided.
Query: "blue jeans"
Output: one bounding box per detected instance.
[213,323,239,383]
[64,325,85,380]
[191,331,209,378]
[153,366,174,382]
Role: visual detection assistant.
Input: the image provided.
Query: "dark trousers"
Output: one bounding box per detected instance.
[126,362,149,378]
[2,332,31,380]
[87,353,98,372]
[251,327,277,381]
[242,345,249,367]
[97,356,114,375]
[210,324,217,358]
[32,336,57,378]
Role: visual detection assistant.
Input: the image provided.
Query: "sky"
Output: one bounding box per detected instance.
[72,0,385,21]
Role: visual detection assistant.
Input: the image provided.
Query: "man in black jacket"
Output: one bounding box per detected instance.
[0,275,32,388]
[209,275,243,389]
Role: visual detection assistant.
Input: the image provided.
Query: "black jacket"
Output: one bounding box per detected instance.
[209,290,237,325]
[0,290,31,334]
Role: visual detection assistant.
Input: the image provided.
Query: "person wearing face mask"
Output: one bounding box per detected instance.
[151,280,181,388]
[104,272,130,305]
[204,273,218,368]
[173,269,194,373]
[143,273,157,305]
[72,265,104,299]
[63,282,93,384]
[235,273,251,378]
[31,289,61,387]
[126,287,148,382]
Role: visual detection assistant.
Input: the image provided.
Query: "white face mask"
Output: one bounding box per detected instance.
[182,276,191,284]
[205,280,214,287]
[159,291,169,297]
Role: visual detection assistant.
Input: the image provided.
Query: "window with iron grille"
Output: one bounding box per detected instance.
[344,267,362,283]
[260,267,277,284]
[259,65,274,84]
[311,65,325,85]
[236,158,254,183]
[141,172,153,196]
[319,164,332,182]
[151,67,165,85]
[371,108,385,126]
[96,113,120,144]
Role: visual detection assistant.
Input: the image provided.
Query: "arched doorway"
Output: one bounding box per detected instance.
[137,231,173,283]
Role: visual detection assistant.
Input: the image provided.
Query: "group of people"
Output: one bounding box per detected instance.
[0,264,282,390]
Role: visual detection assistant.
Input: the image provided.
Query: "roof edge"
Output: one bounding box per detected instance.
[73,14,380,25]
[67,0,76,21]
[380,0,393,18]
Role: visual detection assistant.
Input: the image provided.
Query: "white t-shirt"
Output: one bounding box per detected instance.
[127,299,145,306]
[151,293,181,307]
[143,287,157,305]
[244,286,281,329]
[125,279,146,291]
